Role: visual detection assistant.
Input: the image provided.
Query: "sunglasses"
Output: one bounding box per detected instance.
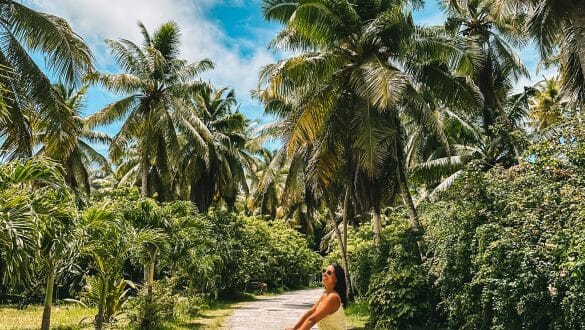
[322,269,333,277]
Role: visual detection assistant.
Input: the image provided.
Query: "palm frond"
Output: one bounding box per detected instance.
[6,2,94,84]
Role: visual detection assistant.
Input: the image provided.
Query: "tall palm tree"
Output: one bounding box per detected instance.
[248,149,282,219]
[499,0,585,104]
[408,85,533,200]
[86,21,213,201]
[175,85,254,212]
[251,90,326,233]
[0,1,93,160]
[260,0,483,256]
[442,0,528,141]
[35,83,111,197]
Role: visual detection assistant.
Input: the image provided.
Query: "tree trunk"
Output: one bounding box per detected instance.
[40,263,55,330]
[372,206,382,251]
[148,251,156,296]
[141,156,148,197]
[342,188,350,260]
[143,264,149,285]
[397,165,425,262]
[327,209,352,302]
[95,275,108,330]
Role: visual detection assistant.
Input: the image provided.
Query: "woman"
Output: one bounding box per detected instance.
[286,264,347,330]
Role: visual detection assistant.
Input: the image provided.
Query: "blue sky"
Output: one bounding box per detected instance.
[29,0,552,154]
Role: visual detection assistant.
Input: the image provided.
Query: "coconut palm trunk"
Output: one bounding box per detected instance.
[141,156,149,197]
[397,164,425,261]
[372,205,382,251]
[40,263,56,330]
[342,187,350,257]
[327,207,352,301]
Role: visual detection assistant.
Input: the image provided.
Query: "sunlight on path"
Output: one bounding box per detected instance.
[226,288,322,330]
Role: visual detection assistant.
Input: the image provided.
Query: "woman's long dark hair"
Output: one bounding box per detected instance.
[331,264,348,308]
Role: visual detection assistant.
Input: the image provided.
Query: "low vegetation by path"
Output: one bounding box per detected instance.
[0,305,96,330]
[0,290,368,330]
[0,300,241,330]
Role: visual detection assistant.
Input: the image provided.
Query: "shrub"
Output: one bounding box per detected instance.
[420,126,585,329]
[365,220,437,329]
[127,278,178,329]
[206,211,321,295]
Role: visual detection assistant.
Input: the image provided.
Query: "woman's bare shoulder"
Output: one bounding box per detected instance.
[321,292,341,308]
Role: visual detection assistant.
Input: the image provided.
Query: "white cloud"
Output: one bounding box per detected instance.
[29,0,278,120]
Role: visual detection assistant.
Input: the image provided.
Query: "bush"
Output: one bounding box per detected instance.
[365,220,437,329]
[127,278,178,329]
[420,127,585,329]
[207,211,321,295]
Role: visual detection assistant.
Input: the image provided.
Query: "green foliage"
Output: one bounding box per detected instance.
[127,278,178,329]
[364,220,437,329]
[419,115,585,329]
[207,211,321,294]
[324,225,379,296]
[80,276,134,324]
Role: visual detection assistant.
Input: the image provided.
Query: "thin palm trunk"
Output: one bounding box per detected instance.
[40,263,56,330]
[148,251,156,296]
[341,187,355,299]
[143,264,149,284]
[327,208,352,302]
[95,275,108,330]
[397,165,425,261]
[141,157,149,197]
[342,187,350,258]
[372,206,382,251]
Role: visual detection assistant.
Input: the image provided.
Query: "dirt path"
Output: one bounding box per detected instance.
[225,288,322,330]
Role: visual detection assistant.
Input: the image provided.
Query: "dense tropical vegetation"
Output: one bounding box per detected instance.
[0,0,584,329]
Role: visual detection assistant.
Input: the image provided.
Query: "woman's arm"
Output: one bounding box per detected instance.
[296,293,341,330]
[285,295,322,330]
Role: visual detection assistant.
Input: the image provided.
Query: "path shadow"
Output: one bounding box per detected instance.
[281,303,312,309]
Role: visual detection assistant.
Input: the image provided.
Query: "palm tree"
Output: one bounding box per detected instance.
[35,83,111,197]
[175,85,253,212]
[86,21,213,201]
[442,0,528,143]
[0,1,93,160]
[529,77,568,132]
[260,0,482,257]
[248,149,282,219]
[0,157,67,287]
[79,205,134,329]
[408,86,533,200]
[0,157,75,330]
[123,198,170,293]
[402,0,532,200]
[499,0,585,104]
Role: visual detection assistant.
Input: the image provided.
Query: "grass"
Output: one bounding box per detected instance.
[0,298,244,330]
[345,299,369,329]
[161,299,248,329]
[0,304,96,330]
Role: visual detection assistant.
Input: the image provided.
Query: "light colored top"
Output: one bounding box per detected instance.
[317,294,346,330]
